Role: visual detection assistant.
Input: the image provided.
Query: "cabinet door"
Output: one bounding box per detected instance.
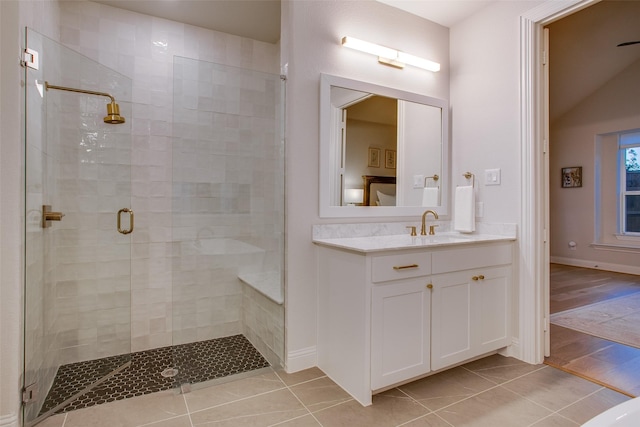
[475,266,511,353]
[432,267,511,371]
[430,270,473,371]
[371,279,431,389]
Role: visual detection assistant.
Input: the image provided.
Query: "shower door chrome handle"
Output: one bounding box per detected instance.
[117,208,134,235]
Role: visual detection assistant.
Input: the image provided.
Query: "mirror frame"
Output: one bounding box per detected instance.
[319,73,450,218]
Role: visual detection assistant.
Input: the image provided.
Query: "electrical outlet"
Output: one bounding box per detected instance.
[413,174,424,189]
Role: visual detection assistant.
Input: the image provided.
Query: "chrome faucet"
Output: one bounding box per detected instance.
[421,209,439,236]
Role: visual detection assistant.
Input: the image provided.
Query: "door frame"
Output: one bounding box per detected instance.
[519,0,599,364]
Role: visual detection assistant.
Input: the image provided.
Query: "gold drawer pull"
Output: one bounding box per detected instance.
[426,283,433,289]
[393,264,419,270]
[478,275,485,280]
[472,275,485,281]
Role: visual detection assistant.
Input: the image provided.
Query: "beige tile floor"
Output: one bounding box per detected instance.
[37,354,629,427]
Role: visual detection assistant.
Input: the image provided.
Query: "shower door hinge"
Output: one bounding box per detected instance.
[22,383,38,404]
[22,48,39,70]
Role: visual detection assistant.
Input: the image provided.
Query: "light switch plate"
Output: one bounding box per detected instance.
[484,168,501,186]
[413,174,424,189]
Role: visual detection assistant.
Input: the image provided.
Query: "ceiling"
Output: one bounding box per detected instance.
[376,0,495,27]
[547,0,640,122]
[90,0,494,44]
[91,0,282,43]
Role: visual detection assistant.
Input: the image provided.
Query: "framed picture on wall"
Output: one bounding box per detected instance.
[385,150,396,169]
[561,166,582,188]
[368,147,381,168]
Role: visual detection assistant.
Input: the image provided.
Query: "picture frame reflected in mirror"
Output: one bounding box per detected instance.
[368,147,381,168]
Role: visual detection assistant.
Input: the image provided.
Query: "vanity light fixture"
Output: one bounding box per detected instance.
[341,36,440,72]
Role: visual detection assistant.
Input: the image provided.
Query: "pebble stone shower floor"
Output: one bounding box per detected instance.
[39,334,270,415]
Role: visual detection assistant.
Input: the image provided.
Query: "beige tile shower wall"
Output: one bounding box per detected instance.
[58,1,279,353]
[242,284,285,367]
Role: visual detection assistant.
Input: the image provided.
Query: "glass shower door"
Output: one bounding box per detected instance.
[171,57,285,390]
[23,28,133,426]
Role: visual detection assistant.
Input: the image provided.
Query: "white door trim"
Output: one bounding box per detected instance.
[519,0,600,364]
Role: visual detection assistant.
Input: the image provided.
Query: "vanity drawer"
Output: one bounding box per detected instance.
[431,243,512,274]
[372,252,432,283]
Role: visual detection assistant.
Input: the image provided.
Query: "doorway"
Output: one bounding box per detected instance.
[542,1,640,396]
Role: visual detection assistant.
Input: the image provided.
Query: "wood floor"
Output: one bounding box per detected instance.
[545,263,640,397]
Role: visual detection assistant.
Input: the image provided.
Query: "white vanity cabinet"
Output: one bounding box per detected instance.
[370,252,432,390]
[316,237,514,406]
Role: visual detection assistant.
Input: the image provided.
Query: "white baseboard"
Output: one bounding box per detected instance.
[500,338,527,362]
[0,412,19,427]
[550,256,640,276]
[285,346,317,373]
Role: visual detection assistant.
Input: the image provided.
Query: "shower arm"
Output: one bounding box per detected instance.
[44,81,126,124]
[44,82,116,103]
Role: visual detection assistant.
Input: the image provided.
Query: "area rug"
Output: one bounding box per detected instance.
[550,292,640,349]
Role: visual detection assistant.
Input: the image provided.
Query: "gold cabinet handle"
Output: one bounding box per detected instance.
[478,275,485,280]
[472,275,485,281]
[117,208,134,235]
[426,283,433,289]
[393,264,419,270]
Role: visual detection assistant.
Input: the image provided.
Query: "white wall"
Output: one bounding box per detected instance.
[282,0,449,370]
[450,0,547,356]
[550,58,640,271]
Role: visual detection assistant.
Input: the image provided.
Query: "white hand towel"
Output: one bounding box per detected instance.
[454,185,475,233]
[421,187,439,206]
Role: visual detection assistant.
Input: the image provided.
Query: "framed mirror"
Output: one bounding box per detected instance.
[319,74,449,218]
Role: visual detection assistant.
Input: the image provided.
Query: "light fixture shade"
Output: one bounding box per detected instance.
[397,52,441,72]
[341,36,440,72]
[344,188,364,204]
[341,36,396,60]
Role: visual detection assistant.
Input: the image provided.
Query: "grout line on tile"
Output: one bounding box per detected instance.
[396,408,455,427]
[135,415,191,427]
[181,373,288,414]
[273,370,329,388]
[267,413,320,426]
[187,386,291,416]
[461,361,549,386]
[545,386,609,416]
[525,413,580,427]
[272,375,324,426]
[183,393,195,427]
[499,375,610,425]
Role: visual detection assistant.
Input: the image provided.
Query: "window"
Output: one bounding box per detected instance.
[620,132,640,234]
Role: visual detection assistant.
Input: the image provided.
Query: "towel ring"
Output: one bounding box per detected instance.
[423,174,439,187]
[463,172,475,188]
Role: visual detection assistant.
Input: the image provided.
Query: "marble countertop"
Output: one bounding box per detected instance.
[313,232,516,253]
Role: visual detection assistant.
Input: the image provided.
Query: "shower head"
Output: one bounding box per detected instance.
[44,82,126,125]
[104,101,126,124]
